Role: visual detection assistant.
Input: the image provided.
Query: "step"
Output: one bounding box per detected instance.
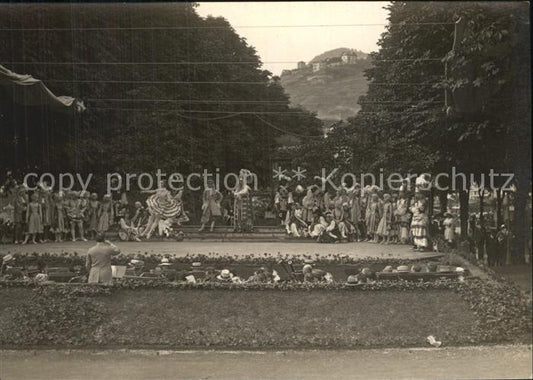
[184,233,288,241]
[180,225,286,234]
[107,225,295,242]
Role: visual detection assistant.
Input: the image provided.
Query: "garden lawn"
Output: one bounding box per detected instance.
[1,288,480,348]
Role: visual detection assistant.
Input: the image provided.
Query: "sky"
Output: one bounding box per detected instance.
[196,2,390,75]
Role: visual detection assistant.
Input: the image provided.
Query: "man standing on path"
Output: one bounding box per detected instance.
[86,233,120,285]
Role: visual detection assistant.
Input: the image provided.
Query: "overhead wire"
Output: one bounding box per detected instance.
[4,18,451,145]
[89,107,442,116]
[1,58,444,65]
[43,79,442,85]
[0,22,456,31]
[90,108,311,115]
[254,114,324,139]
[85,99,444,106]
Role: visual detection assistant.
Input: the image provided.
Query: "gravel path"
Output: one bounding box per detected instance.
[1,345,531,380]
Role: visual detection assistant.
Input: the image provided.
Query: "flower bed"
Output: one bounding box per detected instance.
[2,251,465,283]
[0,275,530,348]
[0,250,530,348]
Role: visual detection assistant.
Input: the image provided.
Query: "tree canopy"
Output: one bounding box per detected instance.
[285,1,530,261]
[0,3,322,188]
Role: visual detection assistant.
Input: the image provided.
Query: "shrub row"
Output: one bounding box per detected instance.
[3,251,460,268]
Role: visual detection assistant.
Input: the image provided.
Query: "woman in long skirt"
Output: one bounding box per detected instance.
[233,169,254,232]
[332,188,349,239]
[51,192,68,242]
[395,191,410,244]
[348,186,363,241]
[274,185,291,226]
[366,193,381,242]
[443,212,456,244]
[97,194,114,234]
[376,194,393,244]
[389,193,399,244]
[410,192,429,251]
[13,185,28,244]
[301,187,316,224]
[87,193,100,240]
[38,183,53,242]
[199,179,223,232]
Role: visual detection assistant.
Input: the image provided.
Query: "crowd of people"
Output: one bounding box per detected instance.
[274,181,453,251]
[0,169,460,250]
[0,179,190,244]
[0,169,255,243]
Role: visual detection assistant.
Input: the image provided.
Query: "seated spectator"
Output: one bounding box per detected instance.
[131,201,148,229]
[204,267,219,282]
[1,254,14,278]
[126,259,145,276]
[286,203,308,238]
[246,267,272,283]
[302,264,333,282]
[272,260,296,282]
[308,207,327,238]
[216,269,233,282]
[119,218,142,242]
[317,212,341,243]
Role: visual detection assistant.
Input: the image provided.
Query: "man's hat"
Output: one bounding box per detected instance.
[160,258,172,266]
[130,259,144,267]
[217,269,232,280]
[346,274,358,284]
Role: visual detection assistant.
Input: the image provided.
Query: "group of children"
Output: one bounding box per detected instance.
[275,183,456,250]
[0,173,461,250]
[1,181,147,244]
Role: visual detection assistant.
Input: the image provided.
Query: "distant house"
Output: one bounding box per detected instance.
[341,50,358,64]
[281,69,292,76]
[312,62,326,72]
[326,56,342,67]
[297,61,306,69]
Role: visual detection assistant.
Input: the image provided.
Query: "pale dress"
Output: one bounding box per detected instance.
[443,217,455,242]
[27,202,43,234]
[376,202,393,236]
[97,202,113,233]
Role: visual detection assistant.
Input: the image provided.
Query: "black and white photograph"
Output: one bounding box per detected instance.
[0,1,531,379]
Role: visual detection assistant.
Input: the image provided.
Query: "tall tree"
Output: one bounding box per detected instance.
[0,3,322,189]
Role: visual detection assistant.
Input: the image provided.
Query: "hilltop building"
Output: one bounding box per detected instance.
[326,56,342,67]
[282,49,364,76]
[341,50,358,64]
[312,62,327,72]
